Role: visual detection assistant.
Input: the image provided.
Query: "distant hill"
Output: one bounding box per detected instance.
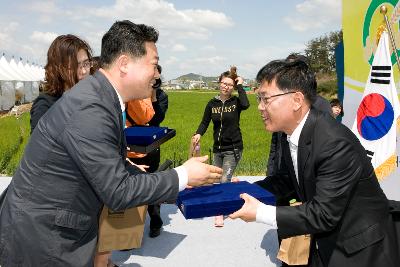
[170,73,259,90]
[175,73,218,83]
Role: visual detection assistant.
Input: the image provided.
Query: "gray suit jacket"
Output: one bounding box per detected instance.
[0,71,179,267]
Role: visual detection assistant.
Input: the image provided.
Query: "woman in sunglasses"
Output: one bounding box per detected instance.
[192,66,250,227]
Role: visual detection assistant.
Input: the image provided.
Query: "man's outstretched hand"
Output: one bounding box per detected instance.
[229,193,260,222]
[183,155,222,187]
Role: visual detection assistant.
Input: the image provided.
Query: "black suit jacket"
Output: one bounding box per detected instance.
[257,109,399,267]
[30,92,61,134]
[0,71,179,267]
[266,95,332,178]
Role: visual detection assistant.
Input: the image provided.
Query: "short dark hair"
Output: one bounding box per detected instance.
[100,20,159,67]
[157,64,162,74]
[286,53,310,65]
[256,56,317,104]
[91,56,101,72]
[330,98,344,117]
[153,64,162,89]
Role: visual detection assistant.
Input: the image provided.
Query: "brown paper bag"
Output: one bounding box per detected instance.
[277,202,311,265]
[97,205,147,252]
[277,233,311,265]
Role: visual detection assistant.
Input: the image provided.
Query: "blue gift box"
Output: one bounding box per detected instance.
[124,126,168,146]
[176,181,275,219]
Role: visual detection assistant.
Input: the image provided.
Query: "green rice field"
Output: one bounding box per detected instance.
[160,91,271,175]
[0,113,30,176]
[0,91,271,176]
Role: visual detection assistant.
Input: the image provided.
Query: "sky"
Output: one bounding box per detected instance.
[0,0,341,80]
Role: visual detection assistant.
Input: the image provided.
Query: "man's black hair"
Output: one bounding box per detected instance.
[256,56,317,104]
[101,20,159,67]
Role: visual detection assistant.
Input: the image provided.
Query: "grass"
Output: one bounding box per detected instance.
[160,91,271,175]
[0,91,272,176]
[4,114,30,174]
[0,113,29,175]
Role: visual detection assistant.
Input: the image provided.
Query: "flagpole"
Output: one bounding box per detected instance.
[380,5,400,73]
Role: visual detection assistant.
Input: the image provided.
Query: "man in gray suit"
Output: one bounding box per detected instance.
[0,20,222,267]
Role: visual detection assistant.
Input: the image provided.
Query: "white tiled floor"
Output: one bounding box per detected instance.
[111,176,280,267]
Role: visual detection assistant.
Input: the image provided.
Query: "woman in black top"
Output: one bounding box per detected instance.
[30,34,93,133]
[192,66,250,227]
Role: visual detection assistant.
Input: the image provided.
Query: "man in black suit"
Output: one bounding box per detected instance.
[266,95,332,180]
[0,20,222,267]
[230,58,399,266]
[266,54,333,180]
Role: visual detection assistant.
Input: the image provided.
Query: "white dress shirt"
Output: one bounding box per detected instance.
[287,110,310,182]
[256,110,310,227]
[112,84,189,191]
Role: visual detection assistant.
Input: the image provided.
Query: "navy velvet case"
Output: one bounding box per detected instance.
[124,126,168,145]
[176,181,275,219]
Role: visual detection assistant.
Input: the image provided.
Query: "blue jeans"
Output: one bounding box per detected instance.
[213,149,242,183]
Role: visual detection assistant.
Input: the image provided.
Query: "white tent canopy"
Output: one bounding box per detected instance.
[0,55,44,82]
[17,59,34,81]
[9,58,27,81]
[0,56,20,81]
[0,54,44,110]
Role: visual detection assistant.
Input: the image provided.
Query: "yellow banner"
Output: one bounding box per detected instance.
[343,0,400,92]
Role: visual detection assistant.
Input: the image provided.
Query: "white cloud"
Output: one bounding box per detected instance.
[82,0,233,40]
[193,55,225,65]
[30,31,58,45]
[201,45,216,52]
[2,0,235,71]
[247,44,306,63]
[0,22,49,63]
[222,43,307,80]
[26,0,60,24]
[0,22,19,51]
[2,0,338,80]
[21,31,60,61]
[182,9,233,28]
[163,56,179,66]
[171,44,187,52]
[28,0,58,13]
[38,16,53,24]
[284,0,341,32]
[4,22,19,32]
[0,32,7,42]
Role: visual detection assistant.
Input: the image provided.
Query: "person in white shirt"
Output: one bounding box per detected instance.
[229,57,399,267]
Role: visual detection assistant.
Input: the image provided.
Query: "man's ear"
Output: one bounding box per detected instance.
[293,91,304,111]
[117,54,130,76]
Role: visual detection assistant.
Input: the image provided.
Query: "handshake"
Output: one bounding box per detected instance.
[128,154,222,187]
[181,155,223,187]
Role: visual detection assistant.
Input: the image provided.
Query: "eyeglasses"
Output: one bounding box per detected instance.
[256,91,297,106]
[78,60,92,70]
[220,81,234,88]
